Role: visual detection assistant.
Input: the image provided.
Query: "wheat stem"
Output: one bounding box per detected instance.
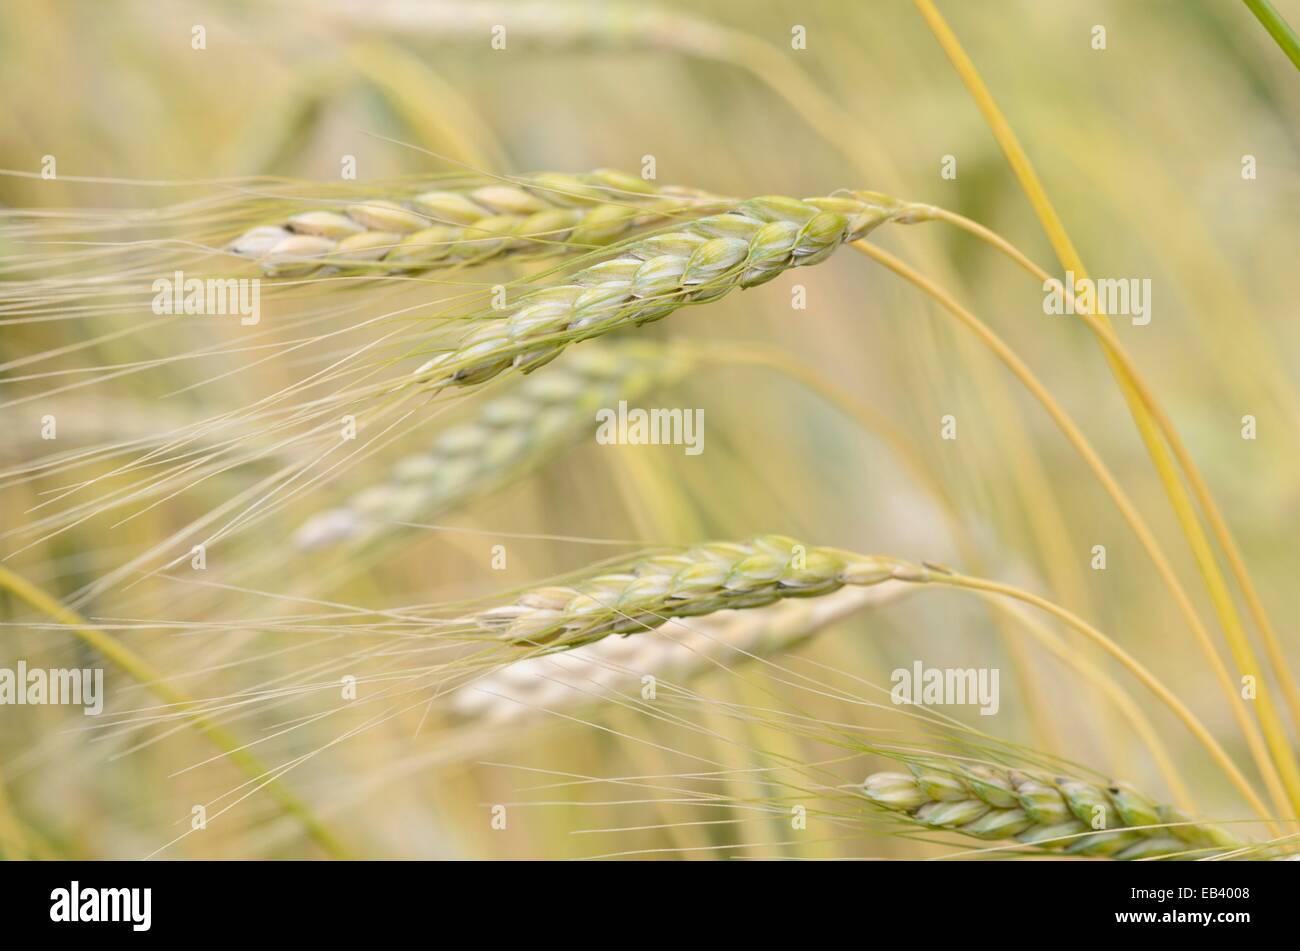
[701,342,1085,758]
[343,41,511,171]
[706,343,1193,806]
[985,599,1195,811]
[0,564,350,858]
[916,202,1300,749]
[909,564,1274,833]
[910,0,1300,813]
[1243,0,1300,68]
[850,239,1288,823]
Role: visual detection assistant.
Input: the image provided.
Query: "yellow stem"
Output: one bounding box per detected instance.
[710,343,1193,805]
[909,566,1276,834]
[851,239,1289,821]
[0,564,350,859]
[984,598,1195,811]
[919,203,1300,744]
[911,0,1300,812]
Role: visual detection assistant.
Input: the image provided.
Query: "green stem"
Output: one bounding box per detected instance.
[1243,0,1300,69]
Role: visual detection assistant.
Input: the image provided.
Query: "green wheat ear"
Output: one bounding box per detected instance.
[468,534,912,648]
[862,758,1242,860]
[295,338,691,551]
[411,192,910,391]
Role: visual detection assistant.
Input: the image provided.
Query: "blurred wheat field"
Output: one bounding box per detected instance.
[0,0,1298,860]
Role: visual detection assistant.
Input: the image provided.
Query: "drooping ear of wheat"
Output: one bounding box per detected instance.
[469,534,913,648]
[461,532,1269,826]
[228,169,715,275]
[294,338,691,551]
[451,583,909,723]
[862,759,1242,859]
[413,192,911,390]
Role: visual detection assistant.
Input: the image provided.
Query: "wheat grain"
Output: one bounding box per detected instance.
[294,339,690,550]
[228,169,711,275]
[452,583,908,723]
[415,192,911,390]
[862,759,1241,858]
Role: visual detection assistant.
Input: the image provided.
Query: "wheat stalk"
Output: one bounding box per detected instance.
[912,0,1300,815]
[295,338,691,550]
[0,564,349,858]
[1243,0,1300,69]
[452,583,908,723]
[414,192,913,390]
[228,169,711,275]
[862,759,1241,859]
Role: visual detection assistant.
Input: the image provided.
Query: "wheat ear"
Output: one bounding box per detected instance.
[229,169,711,275]
[413,192,913,390]
[452,583,908,723]
[863,759,1241,859]
[295,339,690,550]
[465,533,1265,824]
[470,534,912,648]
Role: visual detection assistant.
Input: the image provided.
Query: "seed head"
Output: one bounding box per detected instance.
[861,759,1239,859]
[414,193,908,392]
[229,169,710,275]
[471,535,912,648]
[295,340,688,551]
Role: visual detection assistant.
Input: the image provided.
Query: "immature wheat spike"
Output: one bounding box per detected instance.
[453,584,908,723]
[862,760,1242,859]
[229,169,710,275]
[294,339,690,550]
[414,192,912,391]
[471,534,914,649]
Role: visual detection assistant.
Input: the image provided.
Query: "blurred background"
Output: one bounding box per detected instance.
[0,0,1297,859]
